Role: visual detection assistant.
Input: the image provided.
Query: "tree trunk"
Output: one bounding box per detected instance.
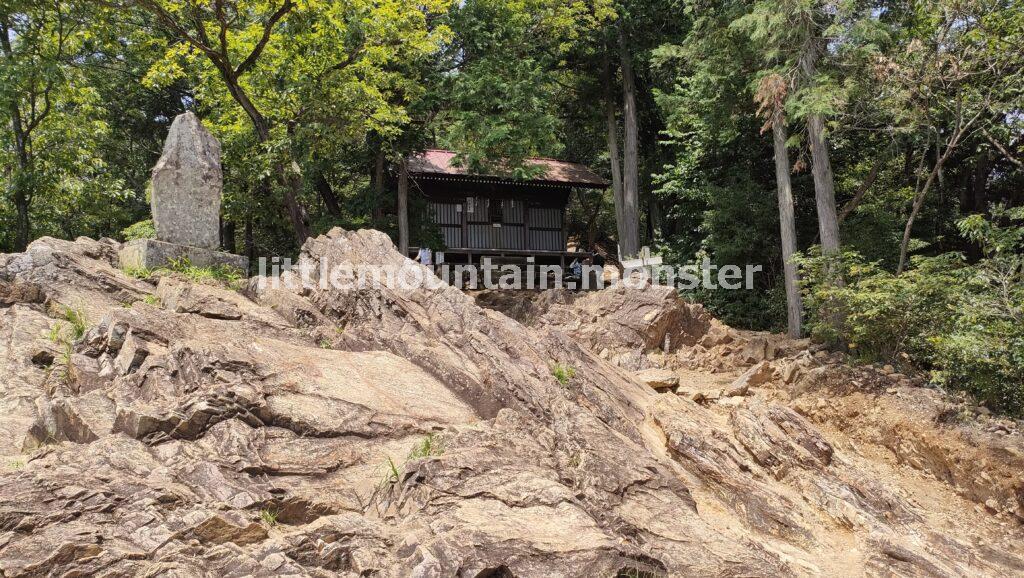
[373,150,385,222]
[896,127,968,274]
[897,164,943,274]
[617,28,641,259]
[220,68,309,245]
[14,185,29,252]
[771,112,803,338]
[838,155,883,223]
[280,170,310,245]
[602,50,625,252]
[972,149,991,214]
[315,172,342,218]
[3,29,31,252]
[397,159,409,255]
[800,50,841,256]
[648,195,662,242]
[244,217,255,274]
[221,219,237,252]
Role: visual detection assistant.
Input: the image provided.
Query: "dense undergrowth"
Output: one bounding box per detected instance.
[799,207,1024,417]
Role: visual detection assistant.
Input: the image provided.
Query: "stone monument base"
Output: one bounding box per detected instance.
[118,239,249,273]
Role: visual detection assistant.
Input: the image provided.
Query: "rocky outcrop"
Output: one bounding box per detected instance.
[0,229,1022,576]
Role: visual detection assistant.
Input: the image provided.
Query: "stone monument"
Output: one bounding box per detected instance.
[118,112,248,272]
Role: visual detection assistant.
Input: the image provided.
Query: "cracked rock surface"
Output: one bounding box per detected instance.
[0,230,1021,577]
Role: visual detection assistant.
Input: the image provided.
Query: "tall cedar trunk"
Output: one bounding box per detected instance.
[602,51,626,251]
[800,50,841,256]
[397,160,409,255]
[14,185,29,251]
[771,111,803,338]
[3,28,31,251]
[617,28,641,258]
[373,151,386,222]
[315,172,342,217]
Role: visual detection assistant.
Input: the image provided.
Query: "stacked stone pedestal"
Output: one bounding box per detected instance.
[118,238,248,272]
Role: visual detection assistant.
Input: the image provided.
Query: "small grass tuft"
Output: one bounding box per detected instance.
[6,458,25,471]
[122,265,154,280]
[384,456,401,485]
[48,305,88,340]
[47,306,88,346]
[48,321,66,344]
[143,294,161,306]
[57,344,72,378]
[258,508,278,526]
[408,433,444,460]
[62,307,88,340]
[158,257,244,288]
[318,338,332,349]
[551,362,576,385]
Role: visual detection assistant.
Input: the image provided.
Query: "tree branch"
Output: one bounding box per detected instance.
[233,0,292,77]
[982,127,1024,169]
[838,152,884,223]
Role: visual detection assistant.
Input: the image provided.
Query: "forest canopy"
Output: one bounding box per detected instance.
[1,0,1022,410]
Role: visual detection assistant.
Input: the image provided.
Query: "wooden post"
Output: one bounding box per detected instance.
[523,203,531,250]
[461,198,468,248]
[398,159,409,256]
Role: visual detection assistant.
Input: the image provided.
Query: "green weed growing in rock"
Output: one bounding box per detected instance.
[160,257,244,288]
[121,265,154,280]
[408,433,443,459]
[551,363,576,385]
[383,456,401,485]
[60,306,88,340]
[259,508,278,526]
[48,322,65,344]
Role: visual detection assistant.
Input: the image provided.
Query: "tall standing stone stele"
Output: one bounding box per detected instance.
[151,111,221,249]
[118,112,248,272]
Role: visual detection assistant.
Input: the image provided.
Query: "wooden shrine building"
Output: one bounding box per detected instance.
[406,149,608,265]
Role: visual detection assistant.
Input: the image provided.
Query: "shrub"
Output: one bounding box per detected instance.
[798,207,1024,416]
[121,219,155,241]
[798,251,966,363]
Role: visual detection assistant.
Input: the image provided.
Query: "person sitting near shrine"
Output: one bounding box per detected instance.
[415,246,434,275]
[568,252,583,282]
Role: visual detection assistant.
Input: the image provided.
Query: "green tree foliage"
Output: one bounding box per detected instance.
[0,0,141,250]
[1,0,1022,414]
[799,207,1024,415]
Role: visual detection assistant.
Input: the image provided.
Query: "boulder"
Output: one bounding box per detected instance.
[633,368,679,391]
[725,361,776,397]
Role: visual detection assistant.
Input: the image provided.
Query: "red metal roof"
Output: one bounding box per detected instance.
[407,149,609,188]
